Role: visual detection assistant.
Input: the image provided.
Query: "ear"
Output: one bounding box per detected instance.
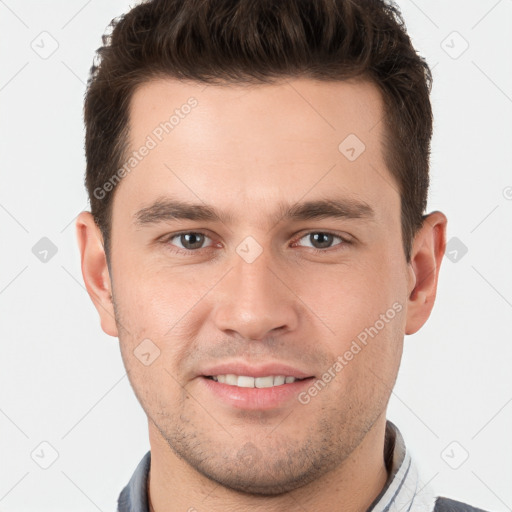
[75,211,118,337]
[405,211,447,335]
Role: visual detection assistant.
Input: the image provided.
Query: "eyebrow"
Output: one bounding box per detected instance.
[133,196,376,228]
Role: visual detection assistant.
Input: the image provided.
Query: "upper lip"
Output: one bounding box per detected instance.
[200,361,314,379]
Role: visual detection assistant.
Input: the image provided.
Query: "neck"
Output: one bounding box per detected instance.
[147,416,389,512]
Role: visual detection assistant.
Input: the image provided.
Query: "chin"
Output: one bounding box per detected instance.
[198,467,317,496]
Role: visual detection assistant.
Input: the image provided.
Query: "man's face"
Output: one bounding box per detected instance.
[106,78,412,493]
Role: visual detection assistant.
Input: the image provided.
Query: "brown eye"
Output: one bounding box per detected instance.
[294,232,347,251]
[178,233,205,250]
[166,232,213,252]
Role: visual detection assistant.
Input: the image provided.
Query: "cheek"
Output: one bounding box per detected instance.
[298,252,406,388]
[324,302,405,414]
[112,255,203,335]
[300,255,404,332]
[118,338,187,421]
[111,259,217,383]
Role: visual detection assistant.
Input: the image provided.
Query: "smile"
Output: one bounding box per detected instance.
[206,375,305,388]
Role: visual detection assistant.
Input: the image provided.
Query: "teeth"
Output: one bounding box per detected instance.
[273,375,285,386]
[225,374,238,386]
[210,374,300,388]
[237,376,255,388]
[255,376,274,388]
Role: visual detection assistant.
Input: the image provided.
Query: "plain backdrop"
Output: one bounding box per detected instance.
[1,1,511,511]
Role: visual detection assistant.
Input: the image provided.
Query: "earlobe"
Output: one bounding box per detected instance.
[76,211,119,337]
[405,211,447,335]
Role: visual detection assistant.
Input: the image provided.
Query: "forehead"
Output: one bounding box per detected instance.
[112,77,398,230]
[128,77,384,152]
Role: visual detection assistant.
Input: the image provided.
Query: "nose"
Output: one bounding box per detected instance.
[211,246,300,342]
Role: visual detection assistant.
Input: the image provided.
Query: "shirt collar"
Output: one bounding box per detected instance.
[117,420,436,512]
[368,421,437,512]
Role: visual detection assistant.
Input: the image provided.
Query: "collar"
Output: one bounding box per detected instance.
[117,420,436,512]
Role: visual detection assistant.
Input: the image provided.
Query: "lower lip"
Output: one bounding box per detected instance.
[199,376,314,410]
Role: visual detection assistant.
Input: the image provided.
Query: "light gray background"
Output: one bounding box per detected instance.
[1,1,511,511]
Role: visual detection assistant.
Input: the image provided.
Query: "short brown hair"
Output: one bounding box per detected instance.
[84,0,432,263]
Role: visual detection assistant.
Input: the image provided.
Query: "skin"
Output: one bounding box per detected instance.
[77,77,447,512]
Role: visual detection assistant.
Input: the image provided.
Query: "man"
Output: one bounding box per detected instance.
[76,0,487,511]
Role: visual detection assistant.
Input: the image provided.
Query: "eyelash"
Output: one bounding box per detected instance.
[161,230,352,256]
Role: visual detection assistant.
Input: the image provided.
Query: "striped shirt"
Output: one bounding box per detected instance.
[117,420,484,512]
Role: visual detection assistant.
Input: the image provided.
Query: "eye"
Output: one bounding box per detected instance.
[161,230,351,256]
[292,231,350,252]
[165,231,215,253]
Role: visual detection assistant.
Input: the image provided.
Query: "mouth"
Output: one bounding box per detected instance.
[204,374,309,388]
[198,362,315,409]
[200,373,314,410]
